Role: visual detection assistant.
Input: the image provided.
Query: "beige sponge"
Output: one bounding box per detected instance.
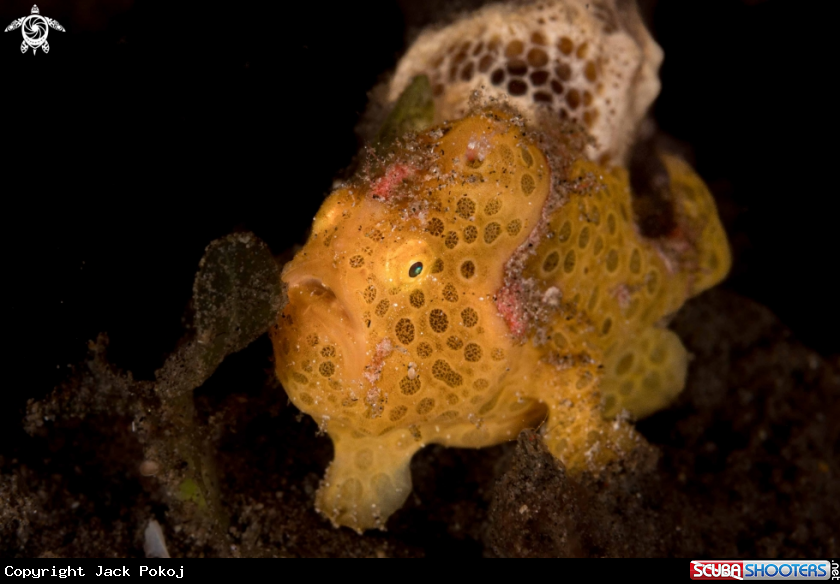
[387,0,663,165]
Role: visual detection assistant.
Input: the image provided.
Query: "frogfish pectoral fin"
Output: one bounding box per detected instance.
[316,427,421,533]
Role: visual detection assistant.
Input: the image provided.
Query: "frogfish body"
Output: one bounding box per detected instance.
[270,0,731,533]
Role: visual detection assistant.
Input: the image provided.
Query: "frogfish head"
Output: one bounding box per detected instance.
[271,109,553,435]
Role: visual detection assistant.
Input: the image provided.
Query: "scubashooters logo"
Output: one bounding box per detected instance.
[4,5,64,54]
[691,560,834,580]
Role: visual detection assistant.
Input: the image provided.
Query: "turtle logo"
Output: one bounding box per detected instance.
[5,5,64,55]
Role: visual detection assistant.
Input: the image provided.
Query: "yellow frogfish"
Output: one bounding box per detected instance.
[270,0,731,532]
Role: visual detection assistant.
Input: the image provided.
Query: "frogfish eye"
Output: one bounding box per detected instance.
[409,262,423,278]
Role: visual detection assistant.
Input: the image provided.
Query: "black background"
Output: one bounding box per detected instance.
[1,0,835,440]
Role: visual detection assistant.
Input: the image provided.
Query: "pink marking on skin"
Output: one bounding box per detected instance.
[465,144,478,163]
[613,284,632,310]
[495,283,528,337]
[664,224,693,254]
[363,337,394,386]
[464,135,493,166]
[656,247,677,274]
[370,163,415,201]
[362,337,394,419]
[653,222,694,275]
